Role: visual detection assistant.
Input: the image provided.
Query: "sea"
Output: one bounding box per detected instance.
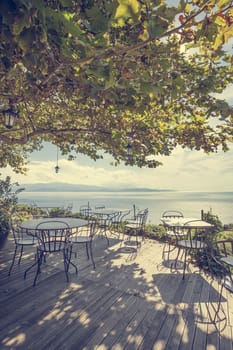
[17,191,233,225]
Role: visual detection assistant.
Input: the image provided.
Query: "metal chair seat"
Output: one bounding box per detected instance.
[69,221,97,269]
[8,218,37,276]
[37,240,68,252]
[220,256,233,266]
[177,239,207,250]
[70,236,92,243]
[16,237,35,245]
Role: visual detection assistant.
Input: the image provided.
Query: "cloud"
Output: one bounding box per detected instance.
[1,146,232,192]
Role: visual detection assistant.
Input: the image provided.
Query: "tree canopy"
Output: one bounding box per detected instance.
[0,0,233,173]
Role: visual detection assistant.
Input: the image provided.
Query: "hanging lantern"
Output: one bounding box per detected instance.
[126,143,133,160]
[55,165,60,173]
[3,108,18,129]
[55,146,60,173]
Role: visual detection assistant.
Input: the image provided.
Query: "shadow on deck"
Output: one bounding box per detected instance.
[0,233,233,350]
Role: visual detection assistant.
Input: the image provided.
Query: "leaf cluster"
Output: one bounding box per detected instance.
[0,0,232,172]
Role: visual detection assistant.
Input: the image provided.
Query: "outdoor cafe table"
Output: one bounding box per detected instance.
[89,208,130,241]
[161,217,214,231]
[20,217,88,232]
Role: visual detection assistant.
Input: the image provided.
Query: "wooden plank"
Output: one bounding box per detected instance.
[20,284,121,349]
[82,294,138,349]
[39,288,123,349]
[0,237,233,350]
[109,303,149,350]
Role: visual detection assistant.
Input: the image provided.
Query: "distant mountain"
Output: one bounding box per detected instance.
[22,182,174,193]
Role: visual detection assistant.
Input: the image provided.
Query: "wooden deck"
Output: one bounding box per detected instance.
[0,232,233,350]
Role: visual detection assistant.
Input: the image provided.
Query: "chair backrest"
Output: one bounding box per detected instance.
[95,212,118,227]
[8,210,32,244]
[135,208,149,228]
[35,221,70,252]
[10,223,34,244]
[80,205,92,217]
[162,210,184,218]
[214,239,233,258]
[74,220,97,239]
[118,210,131,223]
[182,219,211,243]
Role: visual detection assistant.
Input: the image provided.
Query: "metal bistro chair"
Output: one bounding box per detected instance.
[209,239,233,323]
[161,210,184,261]
[124,208,149,246]
[27,220,78,287]
[8,220,37,276]
[172,219,209,279]
[80,205,92,219]
[110,210,131,237]
[69,220,97,269]
[94,212,119,246]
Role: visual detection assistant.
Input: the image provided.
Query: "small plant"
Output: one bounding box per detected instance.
[202,210,223,234]
[0,174,24,248]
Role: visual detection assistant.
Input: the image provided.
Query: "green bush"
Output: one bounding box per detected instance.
[202,210,223,234]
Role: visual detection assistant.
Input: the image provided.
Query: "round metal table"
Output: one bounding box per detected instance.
[20,217,88,231]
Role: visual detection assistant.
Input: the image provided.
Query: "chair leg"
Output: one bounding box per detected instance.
[89,241,96,269]
[24,258,38,279]
[33,251,44,287]
[8,245,18,276]
[65,246,78,276]
[182,249,188,280]
[212,276,225,324]
[85,242,90,260]
[63,249,70,282]
[18,245,24,265]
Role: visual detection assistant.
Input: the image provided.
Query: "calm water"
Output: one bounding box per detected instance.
[18,191,233,225]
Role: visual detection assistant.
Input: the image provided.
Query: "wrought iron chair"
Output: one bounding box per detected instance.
[69,220,97,269]
[161,210,184,260]
[208,239,233,324]
[8,220,37,276]
[27,220,77,287]
[110,210,131,237]
[172,219,209,279]
[124,208,149,245]
[211,239,233,290]
[94,212,119,246]
[80,205,92,219]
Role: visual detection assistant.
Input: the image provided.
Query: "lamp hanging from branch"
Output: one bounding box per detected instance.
[3,107,18,129]
[55,147,60,173]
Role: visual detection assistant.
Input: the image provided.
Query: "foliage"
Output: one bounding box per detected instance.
[202,209,223,233]
[216,229,233,240]
[144,223,166,240]
[0,0,232,172]
[0,174,21,234]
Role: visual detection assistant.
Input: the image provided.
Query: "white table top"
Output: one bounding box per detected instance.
[20,217,88,230]
[91,208,130,215]
[161,217,214,229]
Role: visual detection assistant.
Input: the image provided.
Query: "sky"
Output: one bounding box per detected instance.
[3,124,233,192]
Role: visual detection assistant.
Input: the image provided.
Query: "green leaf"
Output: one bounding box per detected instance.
[114,0,140,26]
[146,16,169,38]
[86,5,110,33]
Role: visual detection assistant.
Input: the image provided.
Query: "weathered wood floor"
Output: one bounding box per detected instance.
[0,232,233,350]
